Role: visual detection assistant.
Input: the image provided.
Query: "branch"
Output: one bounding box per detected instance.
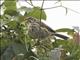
[42,6,61,10]
[29,0,34,7]
[24,0,34,7]
[42,1,80,15]
[40,0,45,22]
[62,6,80,14]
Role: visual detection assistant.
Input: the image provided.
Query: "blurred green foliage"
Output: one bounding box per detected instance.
[0,0,80,60]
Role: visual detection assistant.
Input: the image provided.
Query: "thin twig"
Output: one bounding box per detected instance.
[42,6,61,10]
[39,0,45,40]
[29,0,34,7]
[40,0,45,22]
[24,0,34,7]
[62,6,80,14]
[43,0,80,15]
[42,5,80,15]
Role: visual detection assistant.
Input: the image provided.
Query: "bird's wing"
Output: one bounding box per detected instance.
[36,21,56,33]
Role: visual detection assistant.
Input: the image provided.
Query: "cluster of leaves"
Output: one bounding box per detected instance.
[0,0,46,60]
[0,0,80,60]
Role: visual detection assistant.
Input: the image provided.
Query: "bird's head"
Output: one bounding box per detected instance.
[25,17,36,23]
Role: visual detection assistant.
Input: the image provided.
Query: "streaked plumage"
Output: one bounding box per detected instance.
[25,17,68,40]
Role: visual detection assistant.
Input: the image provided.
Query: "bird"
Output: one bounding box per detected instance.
[25,17,69,40]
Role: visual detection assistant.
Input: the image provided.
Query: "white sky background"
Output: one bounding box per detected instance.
[18,1,80,30]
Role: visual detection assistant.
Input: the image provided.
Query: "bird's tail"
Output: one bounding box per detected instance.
[54,33,69,40]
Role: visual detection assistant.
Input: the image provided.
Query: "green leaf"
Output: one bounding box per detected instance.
[65,41,80,60]
[56,28,74,32]
[18,6,32,14]
[7,21,17,29]
[18,14,26,23]
[0,39,11,48]
[56,28,75,36]
[4,9,19,16]
[53,40,68,47]
[25,7,46,20]
[4,0,18,16]
[0,14,12,26]
[4,0,16,10]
